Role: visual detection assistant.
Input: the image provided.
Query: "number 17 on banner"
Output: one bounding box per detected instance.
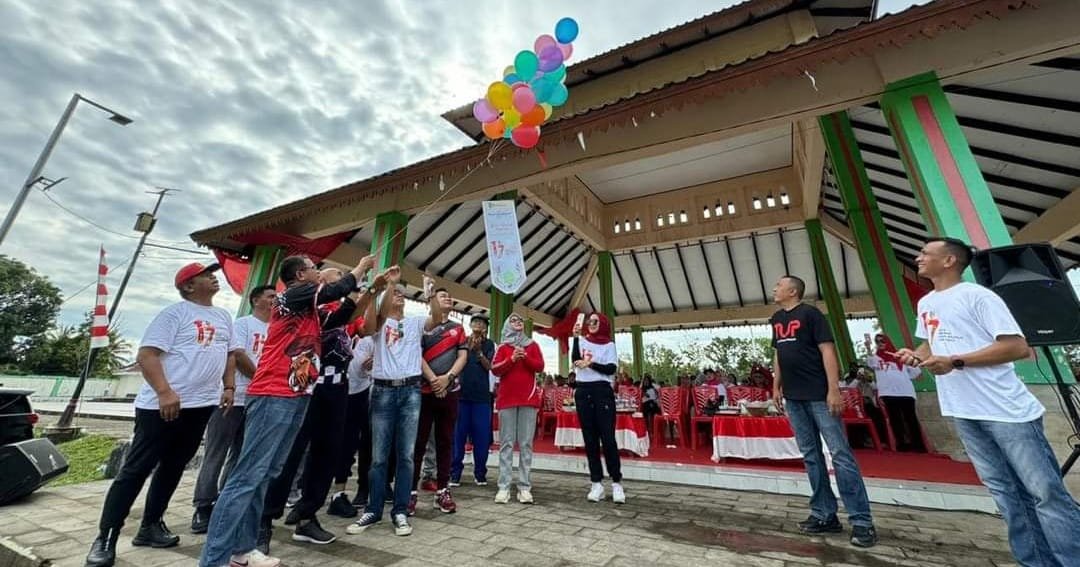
[481,200,528,294]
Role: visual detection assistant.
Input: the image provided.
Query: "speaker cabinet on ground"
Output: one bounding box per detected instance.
[0,438,69,505]
[971,243,1080,346]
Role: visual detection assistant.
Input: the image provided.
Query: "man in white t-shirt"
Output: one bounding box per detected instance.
[896,238,1080,566]
[191,284,275,533]
[348,273,427,538]
[86,263,241,567]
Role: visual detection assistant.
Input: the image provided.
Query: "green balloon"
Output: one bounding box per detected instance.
[549,82,569,106]
[548,64,566,83]
[514,50,539,81]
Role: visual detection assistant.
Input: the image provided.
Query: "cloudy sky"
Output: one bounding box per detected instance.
[0,0,1019,373]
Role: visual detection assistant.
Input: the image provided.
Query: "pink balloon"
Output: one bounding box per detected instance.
[512,86,537,114]
[511,125,540,149]
[472,99,499,123]
[558,42,573,60]
[534,34,557,54]
[511,82,531,91]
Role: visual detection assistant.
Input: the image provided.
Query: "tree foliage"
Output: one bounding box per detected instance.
[17,313,131,378]
[0,255,62,363]
[701,336,775,376]
[618,336,774,382]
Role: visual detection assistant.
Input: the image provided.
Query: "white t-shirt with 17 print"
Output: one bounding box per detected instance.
[373,316,426,381]
[915,282,1043,423]
[134,301,239,411]
[231,314,269,406]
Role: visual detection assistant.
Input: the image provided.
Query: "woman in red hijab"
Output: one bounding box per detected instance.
[865,333,926,452]
[571,313,625,503]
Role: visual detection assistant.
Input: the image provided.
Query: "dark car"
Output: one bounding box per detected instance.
[0,388,69,505]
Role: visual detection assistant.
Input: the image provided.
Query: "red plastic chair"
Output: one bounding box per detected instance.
[841,388,883,451]
[726,386,756,404]
[691,386,716,450]
[653,386,687,447]
[617,385,642,410]
[538,386,572,439]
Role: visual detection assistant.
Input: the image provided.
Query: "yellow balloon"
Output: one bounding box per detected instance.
[487,82,513,111]
[540,103,553,120]
[503,108,521,128]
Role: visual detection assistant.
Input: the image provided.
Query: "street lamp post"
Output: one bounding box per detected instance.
[0,93,132,247]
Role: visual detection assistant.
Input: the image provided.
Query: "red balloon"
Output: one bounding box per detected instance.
[511,125,540,149]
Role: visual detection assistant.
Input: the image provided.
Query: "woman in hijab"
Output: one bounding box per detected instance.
[864,333,925,452]
[490,313,544,504]
[571,313,625,504]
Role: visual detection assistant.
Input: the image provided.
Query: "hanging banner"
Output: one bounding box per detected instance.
[482,199,527,294]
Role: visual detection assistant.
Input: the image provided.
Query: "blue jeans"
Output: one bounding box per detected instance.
[199,396,308,567]
[365,383,421,520]
[785,399,873,528]
[954,417,1080,567]
[451,400,492,482]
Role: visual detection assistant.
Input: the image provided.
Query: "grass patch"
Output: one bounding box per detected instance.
[50,434,117,487]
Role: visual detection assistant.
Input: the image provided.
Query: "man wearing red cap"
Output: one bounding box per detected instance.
[86,262,241,567]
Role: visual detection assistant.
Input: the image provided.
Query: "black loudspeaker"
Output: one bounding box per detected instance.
[971,243,1080,346]
[0,438,69,505]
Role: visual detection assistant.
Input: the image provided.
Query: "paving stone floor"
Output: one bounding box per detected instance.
[1,464,1019,567]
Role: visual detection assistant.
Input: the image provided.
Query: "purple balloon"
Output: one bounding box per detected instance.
[538,45,564,72]
[534,34,557,55]
[473,98,499,123]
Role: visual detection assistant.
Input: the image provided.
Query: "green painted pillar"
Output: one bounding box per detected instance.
[881,72,1075,383]
[806,219,856,371]
[558,346,569,376]
[489,289,513,340]
[237,244,283,316]
[369,211,409,274]
[524,318,534,338]
[596,251,616,325]
[631,325,644,379]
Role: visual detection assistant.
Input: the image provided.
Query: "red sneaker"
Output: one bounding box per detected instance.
[435,489,457,514]
[420,479,438,492]
[406,492,417,517]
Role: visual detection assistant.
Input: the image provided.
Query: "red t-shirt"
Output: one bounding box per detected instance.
[492,342,544,409]
[246,275,356,398]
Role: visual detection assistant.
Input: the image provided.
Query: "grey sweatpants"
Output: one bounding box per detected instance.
[498,406,538,490]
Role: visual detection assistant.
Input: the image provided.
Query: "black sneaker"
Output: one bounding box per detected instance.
[850,525,878,548]
[797,515,843,534]
[84,528,119,567]
[190,505,212,534]
[256,521,272,555]
[132,520,180,548]
[292,517,336,545]
[327,493,357,518]
[350,491,368,509]
[284,506,304,526]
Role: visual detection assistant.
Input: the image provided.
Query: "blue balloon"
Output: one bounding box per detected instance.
[548,82,569,106]
[531,76,556,103]
[555,17,578,44]
[504,73,522,85]
[503,128,513,139]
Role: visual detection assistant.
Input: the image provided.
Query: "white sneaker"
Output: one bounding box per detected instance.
[230,550,280,567]
[494,489,510,503]
[612,483,626,504]
[517,488,534,504]
[587,483,604,502]
[392,513,412,536]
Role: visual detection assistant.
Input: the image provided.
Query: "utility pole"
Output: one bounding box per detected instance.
[50,188,177,434]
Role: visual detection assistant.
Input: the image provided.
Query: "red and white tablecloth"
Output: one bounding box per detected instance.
[554,411,650,457]
[711,415,802,461]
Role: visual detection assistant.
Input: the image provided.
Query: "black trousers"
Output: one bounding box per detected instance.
[334,390,372,496]
[574,382,622,483]
[98,406,215,531]
[881,396,926,452]
[264,381,349,521]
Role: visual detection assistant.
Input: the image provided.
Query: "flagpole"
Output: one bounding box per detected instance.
[55,246,110,430]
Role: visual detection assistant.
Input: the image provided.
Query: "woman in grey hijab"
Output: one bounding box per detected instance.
[489,313,544,504]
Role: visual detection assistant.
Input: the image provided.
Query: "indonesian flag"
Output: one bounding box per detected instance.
[90,246,109,350]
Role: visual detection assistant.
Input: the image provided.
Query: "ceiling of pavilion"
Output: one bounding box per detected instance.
[823,56,1080,267]
[344,197,594,318]
[583,227,868,328]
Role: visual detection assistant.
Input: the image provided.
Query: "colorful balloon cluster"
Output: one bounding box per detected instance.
[473,17,579,149]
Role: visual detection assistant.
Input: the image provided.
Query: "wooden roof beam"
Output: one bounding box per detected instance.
[1012,187,1080,246]
[322,242,555,328]
[794,118,826,219]
[568,253,599,312]
[613,294,875,330]
[519,179,608,250]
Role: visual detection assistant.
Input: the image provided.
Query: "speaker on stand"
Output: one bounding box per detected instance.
[971,243,1080,477]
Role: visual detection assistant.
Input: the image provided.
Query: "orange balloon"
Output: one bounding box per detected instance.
[482,118,506,140]
[520,105,545,127]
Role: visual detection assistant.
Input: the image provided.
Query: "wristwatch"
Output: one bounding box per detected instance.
[951,357,966,370]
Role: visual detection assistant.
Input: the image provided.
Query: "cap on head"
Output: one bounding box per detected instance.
[174,262,221,288]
